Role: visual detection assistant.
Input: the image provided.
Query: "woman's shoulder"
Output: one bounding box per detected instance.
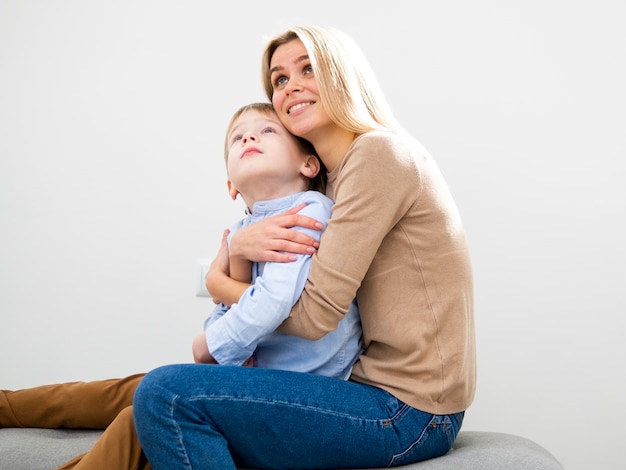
[353,130,428,157]
[353,129,397,148]
[349,130,431,169]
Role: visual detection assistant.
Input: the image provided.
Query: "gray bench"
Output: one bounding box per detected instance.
[0,428,563,469]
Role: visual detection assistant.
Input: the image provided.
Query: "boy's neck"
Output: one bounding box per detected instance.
[240,180,309,211]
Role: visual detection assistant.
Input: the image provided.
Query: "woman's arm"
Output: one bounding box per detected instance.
[280,134,423,339]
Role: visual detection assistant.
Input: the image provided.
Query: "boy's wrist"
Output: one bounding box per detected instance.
[205,266,226,302]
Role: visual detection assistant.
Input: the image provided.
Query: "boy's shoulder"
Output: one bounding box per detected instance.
[295,190,333,214]
[297,190,333,205]
[284,191,333,230]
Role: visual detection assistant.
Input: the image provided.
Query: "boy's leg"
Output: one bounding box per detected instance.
[0,373,145,428]
[57,406,151,470]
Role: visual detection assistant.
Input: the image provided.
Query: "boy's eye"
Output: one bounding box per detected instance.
[262,127,276,134]
[232,134,243,143]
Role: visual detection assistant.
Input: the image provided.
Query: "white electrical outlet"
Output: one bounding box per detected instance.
[195,258,212,297]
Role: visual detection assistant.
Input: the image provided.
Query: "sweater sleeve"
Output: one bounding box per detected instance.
[279,132,422,339]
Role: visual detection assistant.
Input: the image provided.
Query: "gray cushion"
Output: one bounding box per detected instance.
[379,431,564,469]
[0,428,563,470]
[0,428,102,469]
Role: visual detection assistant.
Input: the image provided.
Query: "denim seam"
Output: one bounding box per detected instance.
[188,395,392,425]
[170,394,194,470]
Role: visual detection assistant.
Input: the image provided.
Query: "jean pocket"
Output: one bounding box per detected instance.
[388,413,462,467]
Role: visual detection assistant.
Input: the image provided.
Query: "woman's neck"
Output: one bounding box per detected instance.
[311,128,358,172]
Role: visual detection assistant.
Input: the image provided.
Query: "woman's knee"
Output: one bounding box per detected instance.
[133,366,166,407]
[133,364,191,414]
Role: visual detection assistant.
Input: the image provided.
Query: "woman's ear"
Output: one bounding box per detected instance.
[227,180,240,200]
[300,154,321,179]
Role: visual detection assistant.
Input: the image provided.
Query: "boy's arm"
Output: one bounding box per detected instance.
[219,225,253,285]
[206,266,250,306]
[192,330,254,366]
[193,301,229,364]
[206,229,251,306]
[229,257,252,283]
[205,194,332,366]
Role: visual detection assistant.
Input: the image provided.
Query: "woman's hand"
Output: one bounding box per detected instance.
[230,203,324,263]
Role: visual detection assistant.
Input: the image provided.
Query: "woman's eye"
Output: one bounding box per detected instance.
[304,65,313,75]
[275,76,288,87]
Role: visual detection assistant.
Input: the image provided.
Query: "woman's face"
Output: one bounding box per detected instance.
[269,39,333,143]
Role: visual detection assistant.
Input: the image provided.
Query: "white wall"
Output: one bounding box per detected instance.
[1,1,624,468]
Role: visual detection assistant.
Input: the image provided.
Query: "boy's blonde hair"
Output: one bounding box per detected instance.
[261,25,403,135]
[223,102,326,192]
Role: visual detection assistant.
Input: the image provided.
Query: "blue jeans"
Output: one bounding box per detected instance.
[133,364,464,470]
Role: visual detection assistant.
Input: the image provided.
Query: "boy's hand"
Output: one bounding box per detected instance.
[192,332,217,364]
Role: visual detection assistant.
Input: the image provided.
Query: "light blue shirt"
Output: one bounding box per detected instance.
[204,191,362,380]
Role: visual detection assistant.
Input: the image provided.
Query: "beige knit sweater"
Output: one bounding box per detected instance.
[279,130,476,415]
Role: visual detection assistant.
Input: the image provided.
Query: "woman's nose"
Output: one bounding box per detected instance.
[285,78,302,94]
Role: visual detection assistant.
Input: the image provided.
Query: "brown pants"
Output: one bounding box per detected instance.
[0,373,150,470]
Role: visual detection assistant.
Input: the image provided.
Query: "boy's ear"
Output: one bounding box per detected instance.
[227,180,240,200]
[301,154,321,179]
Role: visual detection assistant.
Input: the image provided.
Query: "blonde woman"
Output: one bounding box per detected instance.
[134,25,476,469]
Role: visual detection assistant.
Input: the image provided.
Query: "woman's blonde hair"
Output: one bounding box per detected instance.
[261,25,402,135]
[223,102,326,192]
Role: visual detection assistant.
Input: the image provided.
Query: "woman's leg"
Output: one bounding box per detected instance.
[133,364,464,470]
[0,373,144,428]
[57,406,151,470]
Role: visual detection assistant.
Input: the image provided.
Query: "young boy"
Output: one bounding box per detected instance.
[0,103,362,470]
[192,102,362,378]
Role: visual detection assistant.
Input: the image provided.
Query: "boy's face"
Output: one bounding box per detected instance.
[226,110,317,202]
